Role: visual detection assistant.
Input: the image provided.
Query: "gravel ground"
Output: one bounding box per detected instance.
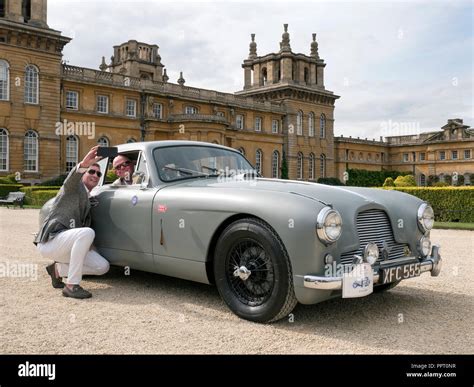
[0,208,472,354]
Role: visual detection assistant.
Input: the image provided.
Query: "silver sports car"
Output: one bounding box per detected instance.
[41,141,442,323]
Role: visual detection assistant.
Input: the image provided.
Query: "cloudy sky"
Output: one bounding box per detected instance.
[49,0,473,139]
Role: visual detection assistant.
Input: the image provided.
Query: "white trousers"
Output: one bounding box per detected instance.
[37,227,110,285]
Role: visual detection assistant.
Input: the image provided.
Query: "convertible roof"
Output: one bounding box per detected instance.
[116,140,236,153]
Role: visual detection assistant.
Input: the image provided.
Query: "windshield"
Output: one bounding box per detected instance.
[153,145,256,182]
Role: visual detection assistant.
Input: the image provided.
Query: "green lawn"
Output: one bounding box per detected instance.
[434,222,474,230]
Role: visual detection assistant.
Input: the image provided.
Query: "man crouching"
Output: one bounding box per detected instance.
[34,145,110,299]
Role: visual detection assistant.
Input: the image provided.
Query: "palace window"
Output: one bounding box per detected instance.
[464,149,471,159]
[320,114,326,138]
[308,112,315,137]
[403,153,409,162]
[255,149,262,174]
[65,91,78,110]
[272,119,279,134]
[0,128,8,171]
[97,95,109,113]
[271,150,279,178]
[65,135,78,172]
[236,114,244,130]
[24,130,38,172]
[296,111,303,135]
[25,65,39,104]
[320,154,326,178]
[451,150,458,160]
[309,153,315,180]
[255,117,262,132]
[153,103,163,119]
[185,106,198,115]
[97,136,109,147]
[439,151,446,161]
[297,152,303,179]
[126,99,137,117]
[0,60,9,100]
[420,152,426,161]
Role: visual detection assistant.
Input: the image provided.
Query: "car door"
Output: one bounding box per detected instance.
[91,151,158,272]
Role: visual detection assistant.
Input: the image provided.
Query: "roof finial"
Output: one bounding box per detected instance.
[310,33,319,58]
[248,33,257,59]
[280,24,291,52]
[162,68,169,83]
[177,71,185,86]
[99,56,108,71]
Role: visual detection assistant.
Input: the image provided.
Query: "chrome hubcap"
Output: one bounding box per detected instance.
[233,266,252,281]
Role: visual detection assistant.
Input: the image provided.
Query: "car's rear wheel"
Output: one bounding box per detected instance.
[374,280,401,293]
[213,218,297,323]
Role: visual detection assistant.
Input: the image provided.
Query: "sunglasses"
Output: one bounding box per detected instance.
[114,161,132,170]
[87,169,103,177]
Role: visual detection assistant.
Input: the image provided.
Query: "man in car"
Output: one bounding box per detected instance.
[112,155,135,185]
[35,145,110,299]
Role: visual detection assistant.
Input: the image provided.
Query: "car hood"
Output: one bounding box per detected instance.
[166,177,420,208]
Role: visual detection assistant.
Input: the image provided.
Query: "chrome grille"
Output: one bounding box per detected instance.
[340,209,408,266]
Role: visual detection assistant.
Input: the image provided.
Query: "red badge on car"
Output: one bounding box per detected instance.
[156,204,168,213]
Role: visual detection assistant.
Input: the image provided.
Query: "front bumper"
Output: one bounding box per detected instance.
[304,245,442,290]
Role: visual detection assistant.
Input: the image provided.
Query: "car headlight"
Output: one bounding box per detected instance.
[417,203,434,233]
[316,207,342,244]
[363,242,379,265]
[418,235,431,257]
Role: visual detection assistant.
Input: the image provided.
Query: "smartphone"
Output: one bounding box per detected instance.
[97,146,118,158]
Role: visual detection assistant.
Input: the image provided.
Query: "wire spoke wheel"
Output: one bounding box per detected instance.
[227,239,275,306]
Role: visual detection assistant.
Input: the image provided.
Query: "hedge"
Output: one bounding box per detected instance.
[20,186,61,205]
[27,190,59,206]
[0,184,24,198]
[345,169,409,187]
[384,187,474,223]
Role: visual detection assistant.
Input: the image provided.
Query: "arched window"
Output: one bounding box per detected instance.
[0,60,9,101]
[308,112,315,137]
[24,130,38,172]
[255,149,262,174]
[320,113,326,138]
[297,152,303,179]
[0,1,5,18]
[25,65,39,104]
[238,147,245,156]
[0,128,9,171]
[97,136,109,147]
[127,138,137,143]
[320,154,326,178]
[296,111,303,136]
[309,153,315,180]
[65,135,78,172]
[272,150,279,179]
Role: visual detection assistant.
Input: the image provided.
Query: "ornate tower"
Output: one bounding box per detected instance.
[0,0,71,182]
[108,40,165,82]
[236,25,339,181]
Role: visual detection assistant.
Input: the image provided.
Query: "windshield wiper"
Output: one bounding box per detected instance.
[162,165,205,176]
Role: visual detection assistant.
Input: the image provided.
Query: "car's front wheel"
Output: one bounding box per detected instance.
[213,218,297,323]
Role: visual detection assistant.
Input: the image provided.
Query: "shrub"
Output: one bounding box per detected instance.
[41,174,68,186]
[0,184,23,198]
[20,186,62,205]
[345,169,408,187]
[28,190,59,206]
[383,177,395,187]
[394,174,416,187]
[385,187,474,222]
[433,182,449,187]
[317,177,345,186]
[106,170,118,184]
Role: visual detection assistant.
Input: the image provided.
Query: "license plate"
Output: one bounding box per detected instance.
[381,263,421,284]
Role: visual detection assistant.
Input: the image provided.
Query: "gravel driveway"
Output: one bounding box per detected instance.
[0,208,472,354]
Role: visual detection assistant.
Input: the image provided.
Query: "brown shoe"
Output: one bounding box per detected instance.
[62,285,92,299]
[46,263,64,289]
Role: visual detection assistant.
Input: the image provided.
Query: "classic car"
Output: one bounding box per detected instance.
[40,141,442,323]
